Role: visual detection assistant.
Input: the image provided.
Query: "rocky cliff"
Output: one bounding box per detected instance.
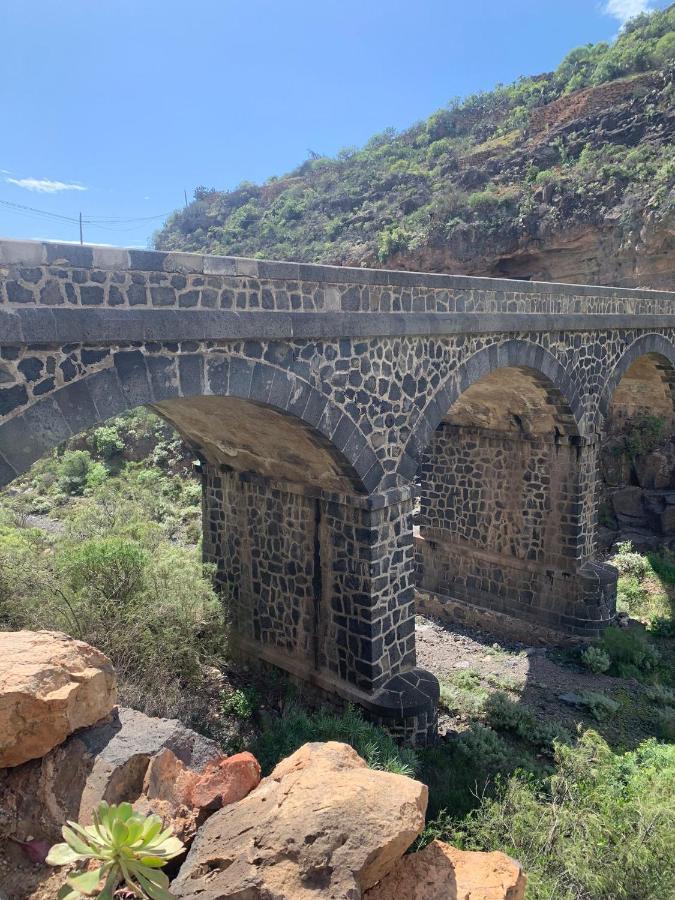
[155,7,675,289]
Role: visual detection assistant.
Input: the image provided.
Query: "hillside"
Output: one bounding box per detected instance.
[155,7,675,289]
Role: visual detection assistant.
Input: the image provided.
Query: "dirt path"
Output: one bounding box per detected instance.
[415,614,654,746]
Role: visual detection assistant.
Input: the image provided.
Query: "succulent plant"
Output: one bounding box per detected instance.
[46,800,184,899]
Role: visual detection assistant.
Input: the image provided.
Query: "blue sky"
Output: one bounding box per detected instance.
[0,0,668,248]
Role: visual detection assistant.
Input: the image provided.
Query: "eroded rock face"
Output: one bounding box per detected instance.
[0,706,222,843]
[364,839,526,900]
[172,741,428,899]
[135,747,261,841]
[0,630,117,768]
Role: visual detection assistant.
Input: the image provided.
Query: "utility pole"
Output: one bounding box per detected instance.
[184,189,188,208]
[79,212,83,245]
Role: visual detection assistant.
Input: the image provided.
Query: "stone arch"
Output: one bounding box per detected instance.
[0,350,378,493]
[398,340,584,481]
[412,339,614,638]
[598,333,675,423]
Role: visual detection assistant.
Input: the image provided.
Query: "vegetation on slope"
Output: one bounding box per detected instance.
[0,410,226,724]
[1,412,674,897]
[155,7,675,281]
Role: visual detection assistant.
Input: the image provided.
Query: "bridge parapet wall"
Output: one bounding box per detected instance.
[1,239,673,315]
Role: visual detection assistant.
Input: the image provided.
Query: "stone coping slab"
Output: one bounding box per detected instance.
[0,237,673,301]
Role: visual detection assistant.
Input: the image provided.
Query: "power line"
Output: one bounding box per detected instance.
[0,198,172,226]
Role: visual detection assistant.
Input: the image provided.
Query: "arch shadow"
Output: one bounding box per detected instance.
[0,351,379,493]
[397,340,586,481]
[598,333,675,423]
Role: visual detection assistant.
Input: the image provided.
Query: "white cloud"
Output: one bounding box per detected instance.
[602,0,652,24]
[6,176,86,193]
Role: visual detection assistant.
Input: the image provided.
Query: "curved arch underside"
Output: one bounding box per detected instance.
[444,365,579,437]
[154,396,363,493]
[599,334,675,422]
[606,353,675,431]
[0,356,373,494]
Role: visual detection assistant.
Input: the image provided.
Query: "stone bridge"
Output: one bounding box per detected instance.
[1,239,674,742]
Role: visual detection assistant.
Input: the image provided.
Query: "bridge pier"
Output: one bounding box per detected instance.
[201,463,438,743]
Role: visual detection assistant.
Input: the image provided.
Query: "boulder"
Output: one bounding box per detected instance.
[611,486,647,525]
[172,741,428,899]
[365,839,526,900]
[634,450,672,490]
[135,747,261,841]
[0,706,222,843]
[0,630,117,768]
[188,751,261,810]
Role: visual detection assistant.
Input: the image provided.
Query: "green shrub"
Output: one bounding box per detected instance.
[612,541,650,579]
[377,224,413,261]
[436,731,675,900]
[1,521,224,723]
[578,691,620,721]
[92,425,124,460]
[623,415,666,460]
[221,687,259,720]
[59,537,147,604]
[617,574,651,616]
[652,31,675,66]
[484,692,571,754]
[252,703,419,777]
[57,450,96,496]
[581,645,611,675]
[645,683,675,706]
[0,524,49,626]
[598,626,660,679]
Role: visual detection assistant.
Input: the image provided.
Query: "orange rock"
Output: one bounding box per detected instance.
[0,631,117,768]
[365,839,526,900]
[172,741,428,899]
[143,747,199,806]
[137,747,261,841]
[189,751,261,810]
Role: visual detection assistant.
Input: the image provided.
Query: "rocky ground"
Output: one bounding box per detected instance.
[0,630,526,900]
[415,614,660,748]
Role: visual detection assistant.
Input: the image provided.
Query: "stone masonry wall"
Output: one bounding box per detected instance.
[203,466,317,666]
[419,424,580,567]
[416,424,605,634]
[202,463,417,694]
[1,240,672,314]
